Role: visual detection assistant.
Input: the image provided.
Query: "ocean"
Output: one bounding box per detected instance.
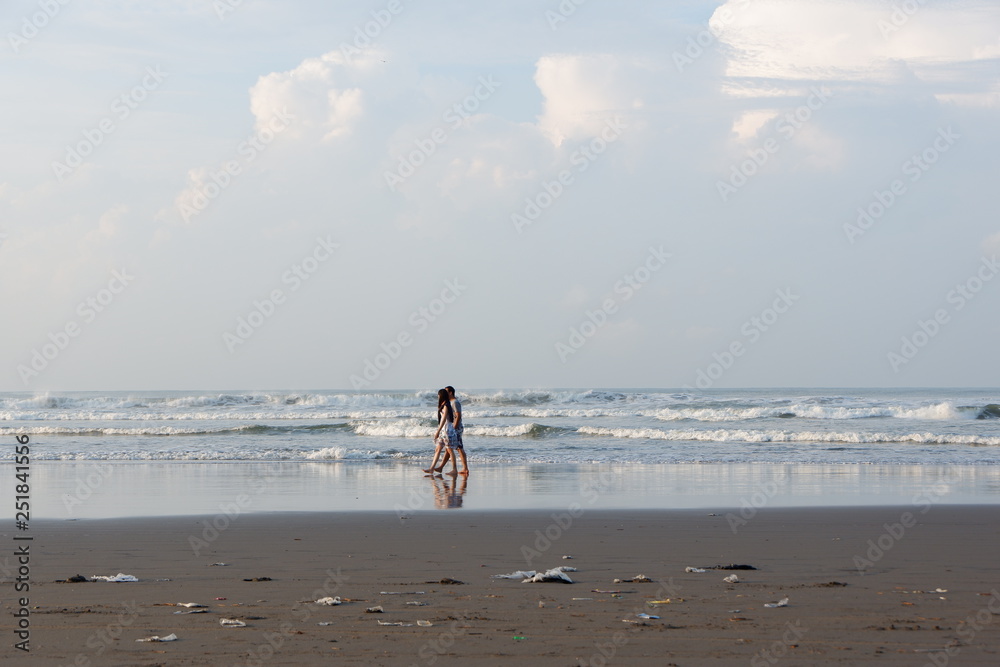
[3,387,999,465]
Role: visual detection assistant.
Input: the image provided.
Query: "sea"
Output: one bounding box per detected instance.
[4,388,999,464]
[5,388,1000,517]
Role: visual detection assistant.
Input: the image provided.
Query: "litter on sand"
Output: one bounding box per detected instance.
[220,618,247,627]
[173,609,208,615]
[685,567,706,573]
[417,620,434,627]
[315,597,342,605]
[377,621,413,626]
[636,613,659,619]
[647,598,684,605]
[708,564,757,570]
[406,601,428,606]
[381,591,425,595]
[724,574,740,584]
[614,575,652,583]
[523,567,575,584]
[176,602,207,608]
[92,573,138,582]
[365,606,384,613]
[764,597,790,608]
[317,622,333,626]
[494,567,576,583]
[136,633,177,642]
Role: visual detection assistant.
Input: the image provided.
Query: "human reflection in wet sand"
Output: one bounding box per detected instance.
[430,473,468,509]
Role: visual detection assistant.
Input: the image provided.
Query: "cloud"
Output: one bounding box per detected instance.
[713,0,1000,105]
[535,54,648,145]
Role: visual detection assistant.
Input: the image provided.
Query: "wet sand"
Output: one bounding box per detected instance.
[6,506,1000,665]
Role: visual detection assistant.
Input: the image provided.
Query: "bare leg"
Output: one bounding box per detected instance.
[458,448,470,475]
[445,447,458,476]
[434,448,451,472]
[423,442,443,473]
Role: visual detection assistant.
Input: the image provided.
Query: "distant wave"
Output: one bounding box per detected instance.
[0,423,351,437]
[650,401,983,422]
[349,421,568,438]
[577,426,1000,446]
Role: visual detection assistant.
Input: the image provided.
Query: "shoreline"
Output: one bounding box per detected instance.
[8,460,999,520]
[6,507,1000,665]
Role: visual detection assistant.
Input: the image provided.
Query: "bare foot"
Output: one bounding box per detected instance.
[447,469,458,476]
[433,466,445,473]
[422,468,435,473]
[459,470,470,476]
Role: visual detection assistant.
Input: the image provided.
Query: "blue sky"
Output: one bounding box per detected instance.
[2,0,999,391]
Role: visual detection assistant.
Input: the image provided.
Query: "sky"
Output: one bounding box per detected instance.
[1,0,998,392]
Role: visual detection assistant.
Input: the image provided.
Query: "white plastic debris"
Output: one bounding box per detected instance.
[523,567,574,584]
[318,622,333,626]
[176,602,206,608]
[492,570,537,579]
[220,618,247,627]
[365,606,384,613]
[406,601,428,606]
[315,596,342,605]
[562,555,574,559]
[724,574,740,584]
[417,620,433,627]
[136,633,177,642]
[377,620,413,626]
[92,573,138,582]
[764,597,789,608]
[685,567,706,573]
[381,591,425,595]
[636,613,659,619]
[173,609,208,615]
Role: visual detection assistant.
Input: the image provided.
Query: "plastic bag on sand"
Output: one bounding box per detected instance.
[723,574,739,584]
[764,597,789,608]
[524,568,574,584]
[220,618,247,627]
[136,633,177,642]
[685,567,706,574]
[92,573,138,582]
[315,596,342,605]
[494,566,576,583]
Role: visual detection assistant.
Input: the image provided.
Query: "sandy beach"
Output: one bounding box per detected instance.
[6,505,1000,665]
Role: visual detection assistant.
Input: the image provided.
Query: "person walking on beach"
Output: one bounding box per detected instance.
[424,388,465,476]
[430,386,470,476]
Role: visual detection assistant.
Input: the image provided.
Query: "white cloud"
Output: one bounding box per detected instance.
[713,0,1000,105]
[535,54,647,146]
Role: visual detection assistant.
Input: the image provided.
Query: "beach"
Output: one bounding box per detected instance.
[10,505,1000,665]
